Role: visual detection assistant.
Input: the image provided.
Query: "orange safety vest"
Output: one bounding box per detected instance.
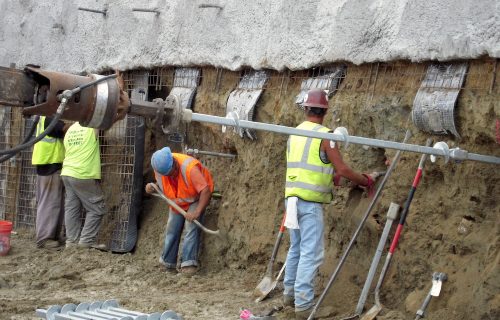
[155,153,214,213]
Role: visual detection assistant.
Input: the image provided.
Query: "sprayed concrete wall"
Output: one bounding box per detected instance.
[0,0,499,72]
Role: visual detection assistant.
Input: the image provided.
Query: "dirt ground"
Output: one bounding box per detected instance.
[1,59,499,320]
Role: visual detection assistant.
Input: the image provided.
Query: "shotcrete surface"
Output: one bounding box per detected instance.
[0,0,499,72]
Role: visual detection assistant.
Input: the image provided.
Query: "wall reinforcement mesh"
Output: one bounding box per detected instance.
[0,108,145,252]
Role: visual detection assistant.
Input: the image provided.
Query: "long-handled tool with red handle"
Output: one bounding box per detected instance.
[254,212,287,301]
[361,138,432,320]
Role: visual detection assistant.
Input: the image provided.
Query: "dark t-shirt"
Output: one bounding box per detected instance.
[35,117,65,176]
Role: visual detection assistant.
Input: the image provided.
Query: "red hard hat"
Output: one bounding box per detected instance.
[302,89,329,108]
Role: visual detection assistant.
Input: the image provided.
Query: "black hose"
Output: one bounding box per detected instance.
[0,115,40,163]
[0,112,62,155]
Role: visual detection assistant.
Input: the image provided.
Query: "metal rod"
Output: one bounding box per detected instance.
[490,59,498,94]
[185,148,236,159]
[132,8,160,15]
[78,7,107,16]
[188,112,500,165]
[199,4,224,9]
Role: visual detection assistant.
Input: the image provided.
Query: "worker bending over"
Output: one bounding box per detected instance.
[283,89,379,319]
[146,147,213,275]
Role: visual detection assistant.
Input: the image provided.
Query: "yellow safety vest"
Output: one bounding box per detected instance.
[61,123,101,179]
[31,116,65,165]
[285,121,334,203]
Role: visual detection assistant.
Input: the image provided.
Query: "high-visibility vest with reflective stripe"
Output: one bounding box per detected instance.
[155,153,214,213]
[285,121,334,203]
[31,116,65,165]
[61,123,101,179]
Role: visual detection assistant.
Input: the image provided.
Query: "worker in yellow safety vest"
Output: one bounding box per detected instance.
[61,123,107,250]
[32,116,68,249]
[283,89,379,319]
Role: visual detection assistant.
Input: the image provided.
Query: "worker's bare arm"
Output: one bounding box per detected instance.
[321,139,368,186]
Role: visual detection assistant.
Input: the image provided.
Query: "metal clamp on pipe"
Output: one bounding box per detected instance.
[21,66,120,130]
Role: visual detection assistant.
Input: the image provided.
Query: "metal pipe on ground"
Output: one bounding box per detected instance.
[361,139,433,320]
[307,130,412,320]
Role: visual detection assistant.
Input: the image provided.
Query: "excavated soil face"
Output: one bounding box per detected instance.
[1,59,499,319]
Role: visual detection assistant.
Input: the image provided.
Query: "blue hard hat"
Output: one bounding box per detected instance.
[151,147,173,175]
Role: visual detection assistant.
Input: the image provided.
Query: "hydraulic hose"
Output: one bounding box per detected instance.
[0,110,63,155]
[0,115,40,163]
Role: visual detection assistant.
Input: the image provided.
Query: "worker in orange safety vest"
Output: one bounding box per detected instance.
[146,147,214,275]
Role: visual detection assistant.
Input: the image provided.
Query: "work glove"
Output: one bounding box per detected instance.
[361,172,385,196]
[145,183,156,194]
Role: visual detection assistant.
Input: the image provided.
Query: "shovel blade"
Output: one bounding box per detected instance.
[254,275,274,299]
[255,279,279,302]
[360,304,382,320]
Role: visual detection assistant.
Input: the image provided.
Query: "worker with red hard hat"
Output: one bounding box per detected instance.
[283,88,379,319]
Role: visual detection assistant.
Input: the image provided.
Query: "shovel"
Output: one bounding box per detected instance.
[255,263,286,303]
[150,183,220,236]
[254,212,287,301]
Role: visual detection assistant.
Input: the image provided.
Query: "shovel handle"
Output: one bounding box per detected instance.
[150,184,220,236]
[279,211,286,233]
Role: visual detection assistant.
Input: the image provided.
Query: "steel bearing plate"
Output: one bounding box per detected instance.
[225,70,268,140]
[412,63,468,138]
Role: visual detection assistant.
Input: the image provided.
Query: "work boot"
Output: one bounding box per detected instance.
[78,243,107,251]
[180,266,198,276]
[37,239,61,249]
[65,241,78,249]
[295,307,313,320]
[159,257,177,273]
[283,294,295,308]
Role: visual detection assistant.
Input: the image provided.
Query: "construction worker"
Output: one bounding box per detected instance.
[61,123,106,249]
[146,147,214,275]
[283,89,379,319]
[32,116,68,249]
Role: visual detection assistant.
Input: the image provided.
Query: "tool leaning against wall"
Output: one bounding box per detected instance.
[361,139,433,320]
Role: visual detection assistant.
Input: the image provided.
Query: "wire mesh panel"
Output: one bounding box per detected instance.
[0,107,13,221]
[0,108,35,225]
[295,65,346,106]
[98,115,145,252]
[412,63,468,138]
[15,117,37,229]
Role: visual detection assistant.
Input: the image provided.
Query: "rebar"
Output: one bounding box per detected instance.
[132,8,160,15]
[77,7,107,16]
[185,148,236,159]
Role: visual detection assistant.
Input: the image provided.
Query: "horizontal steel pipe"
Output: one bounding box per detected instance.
[188,112,500,165]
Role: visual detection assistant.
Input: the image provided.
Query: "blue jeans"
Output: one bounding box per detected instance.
[160,202,203,269]
[283,198,325,311]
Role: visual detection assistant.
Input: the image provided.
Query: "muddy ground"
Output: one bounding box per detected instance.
[1,59,499,319]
